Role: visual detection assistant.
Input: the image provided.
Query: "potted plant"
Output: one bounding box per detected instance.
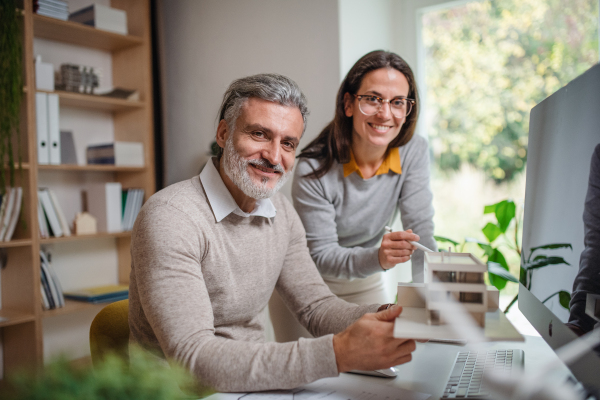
[0,0,24,191]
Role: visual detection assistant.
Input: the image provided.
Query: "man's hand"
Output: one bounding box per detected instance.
[378,229,419,270]
[332,305,417,372]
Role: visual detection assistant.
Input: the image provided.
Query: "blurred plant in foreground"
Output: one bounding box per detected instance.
[1,345,214,400]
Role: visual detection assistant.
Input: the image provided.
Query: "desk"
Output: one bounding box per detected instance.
[207,335,571,400]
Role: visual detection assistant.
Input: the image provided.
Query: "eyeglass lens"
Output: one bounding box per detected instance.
[358,96,412,118]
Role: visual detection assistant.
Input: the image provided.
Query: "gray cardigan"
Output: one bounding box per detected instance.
[292,134,436,283]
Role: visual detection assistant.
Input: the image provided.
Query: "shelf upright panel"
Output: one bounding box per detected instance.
[0,1,43,376]
[112,0,156,285]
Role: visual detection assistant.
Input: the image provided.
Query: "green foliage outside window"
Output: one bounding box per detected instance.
[423,0,599,183]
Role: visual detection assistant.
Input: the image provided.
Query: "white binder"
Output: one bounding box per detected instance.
[35,92,49,164]
[47,93,61,165]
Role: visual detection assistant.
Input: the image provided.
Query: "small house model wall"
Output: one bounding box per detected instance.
[424,252,488,327]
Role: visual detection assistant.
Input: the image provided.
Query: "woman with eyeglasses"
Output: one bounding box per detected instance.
[292,50,436,306]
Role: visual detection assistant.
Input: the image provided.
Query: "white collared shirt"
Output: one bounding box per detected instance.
[199,158,277,222]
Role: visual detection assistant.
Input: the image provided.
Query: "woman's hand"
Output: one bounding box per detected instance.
[378,229,420,270]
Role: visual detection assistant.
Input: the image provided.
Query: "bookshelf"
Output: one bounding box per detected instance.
[1,0,155,379]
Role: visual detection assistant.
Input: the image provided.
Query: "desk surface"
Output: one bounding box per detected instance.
[208,335,571,400]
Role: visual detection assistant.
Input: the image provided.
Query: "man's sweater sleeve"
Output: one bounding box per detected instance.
[398,136,437,283]
[292,159,382,279]
[131,204,355,392]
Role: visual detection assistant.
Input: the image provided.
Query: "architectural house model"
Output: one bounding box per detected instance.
[397,251,499,328]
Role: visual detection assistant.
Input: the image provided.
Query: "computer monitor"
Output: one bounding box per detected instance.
[519,62,600,392]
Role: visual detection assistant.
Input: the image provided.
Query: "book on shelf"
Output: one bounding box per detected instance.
[87,182,123,233]
[0,187,24,242]
[86,141,144,167]
[121,188,144,231]
[39,250,65,310]
[3,187,23,242]
[69,4,128,35]
[63,284,129,304]
[33,0,69,20]
[38,188,71,237]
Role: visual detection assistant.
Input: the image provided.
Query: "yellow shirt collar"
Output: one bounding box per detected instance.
[343,147,402,179]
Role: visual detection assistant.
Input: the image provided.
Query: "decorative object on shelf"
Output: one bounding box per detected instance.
[0,0,24,195]
[33,0,69,21]
[73,211,97,235]
[86,141,144,167]
[56,63,100,94]
[96,87,139,101]
[60,130,77,164]
[34,55,54,91]
[69,3,128,35]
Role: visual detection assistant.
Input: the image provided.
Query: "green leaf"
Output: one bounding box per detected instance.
[530,243,573,253]
[524,256,571,270]
[482,223,502,243]
[434,236,460,246]
[558,291,571,310]
[483,203,498,214]
[519,266,527,286]
[487,250,509,289]
[488,261,518,282]
[494,200,516,232]
[464,237,493,256]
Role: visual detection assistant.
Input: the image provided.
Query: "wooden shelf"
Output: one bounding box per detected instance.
[51,90,144,112]
[38,164,146,172]
[40,231,131,244]
[0,309,36,328]
[33,14,143,52]
[42,299,105,318]
[0,239,33,248]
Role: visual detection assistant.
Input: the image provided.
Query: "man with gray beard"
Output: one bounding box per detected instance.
[129,73,417,393]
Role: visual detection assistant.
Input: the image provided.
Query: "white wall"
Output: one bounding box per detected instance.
[338,0,395,78]
[159,0,341,201]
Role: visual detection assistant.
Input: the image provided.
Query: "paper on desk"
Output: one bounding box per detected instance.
[205,372,431,400]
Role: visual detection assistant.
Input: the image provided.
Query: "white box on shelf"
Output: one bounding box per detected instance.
[35,56,54,91]
[87,182,123,233]
[69,4,128,35]
[86,141,144,167]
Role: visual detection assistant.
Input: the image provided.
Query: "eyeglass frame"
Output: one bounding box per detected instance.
[353,94,416,118]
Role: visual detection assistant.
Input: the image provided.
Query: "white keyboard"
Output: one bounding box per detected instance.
[442,349,525,398]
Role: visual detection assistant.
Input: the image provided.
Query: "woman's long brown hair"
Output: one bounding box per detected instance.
[298,50,419,179]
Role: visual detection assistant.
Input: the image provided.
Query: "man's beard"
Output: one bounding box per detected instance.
[222,135,291,200]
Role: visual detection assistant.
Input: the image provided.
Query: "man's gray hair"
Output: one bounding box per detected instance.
[217,73,309,139]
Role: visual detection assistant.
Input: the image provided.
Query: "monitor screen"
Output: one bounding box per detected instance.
[522,63,600,323]
[520,62,600,392]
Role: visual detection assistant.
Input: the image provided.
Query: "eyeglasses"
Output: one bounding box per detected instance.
[354,94,415,118]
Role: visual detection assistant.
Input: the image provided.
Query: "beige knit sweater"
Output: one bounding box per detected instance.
[128,175,378,392]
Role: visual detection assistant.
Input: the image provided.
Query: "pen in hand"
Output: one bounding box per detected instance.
[384,226,434,253]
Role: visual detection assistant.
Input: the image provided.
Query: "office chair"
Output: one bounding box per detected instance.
[89,299,130,367]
